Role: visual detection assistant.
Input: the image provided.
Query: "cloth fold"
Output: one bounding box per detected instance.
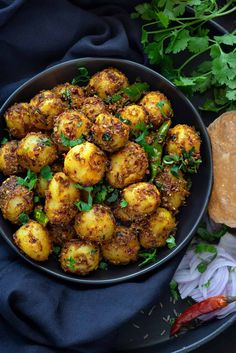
[0,1,182,352]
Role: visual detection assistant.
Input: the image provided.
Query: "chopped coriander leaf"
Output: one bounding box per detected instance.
[102,132,111,141]
[156,100,169,119]
[66,256,76,270]
[115,113,131,125]
[77,121,83,127]
[40,166,53,181]
[75,200,92,212]
[170,165,180,177]
[71,66,90,86]
[34,195,41,203]
[195,243,217,255]
[106,189,119,203]
[138,248,157,267]
[40,137,52,146]
[90,249,97,255]
[34,208,49,226]
[99,261,108,270]
[61,88,73,108]
[123,82,149,101]
[16,169,38,191]
[120,199,128,208]
[169,280,179,301]
[197,222,228,242]
[53,245,61,256]
[202,280,211,288]
[18,212,29,225]
[166,235,176,249]
[163,155,180,164]
[60,133,84,147]
[197,261,207,273]
[74,184,93,193]
[0,137,8,145]
[93,184,108,203]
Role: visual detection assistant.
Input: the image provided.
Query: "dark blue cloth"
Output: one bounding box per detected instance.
[0,1,182,352]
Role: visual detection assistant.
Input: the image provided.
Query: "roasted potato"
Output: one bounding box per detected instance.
[140,91,173,128]
[74,204,115,243]
[0,141,22,176]
[81,96,107,122]
[59,240,100,275]
[52,83,84,109]
[91,113,129,152]
[30,90,64,130]
[13,220,52,261]
[166,124,201,156]
[88,67,129,99]
[0,176,34,224]
[64,142,107,185]
[106,142,148,188]
[17,132,57,173]
[114,182,160,221]
[48,223,76,246]
[119,105,148,132]
[52,111,91,151]
[138,207,176,248]
[102,225,140,265]
[155,166,189,212]
[4,102,33,139]
[35,161,63,197]
[45,172,80,224]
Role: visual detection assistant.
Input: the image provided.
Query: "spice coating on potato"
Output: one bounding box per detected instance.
[17,132,57,173]
[166,124,201,156]
[0,176,34,224]
[74,204,115,243]
[60,240,100,275]
[114,182,160,221]
[30,90,64,130]
[36,161,63,197]
[64,142,107,185]
[52,83,84,109]
[0,141,22,176]
[119,105,148,132]
[140,91,173,128]
[4,102,33,139]
[155,167,189,212]
[102,226,140,265]
[13,220,52,261]
[91,113,129,152]
[138,207,176,248]
[45,172,80,224]
[88,67,129,99]
[48,223,76,246]
[52,111,91,151]
[81,96,107,122]
[106,142,148,188]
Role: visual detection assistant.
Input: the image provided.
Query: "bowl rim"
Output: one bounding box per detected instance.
[0,57,213,284]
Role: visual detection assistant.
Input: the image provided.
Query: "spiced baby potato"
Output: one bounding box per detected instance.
[48,223,76,246]
[102,225,140,265]
[88,67,129,99]
[114,182,160,221]
[4,102,34,139]
[81,96,107,122]
[30,90,64,130]
[17,132,57,173]
[166,124,201,156]
[119,104,148,132]
[91,113,129,152]
[138,207,176,248]
[45,172,80,224]
[0,176,34,224]
[36,161,64,197]
[140,91,173,128]
[13,220,52,261]
[52,82,85,109]
[52,111,91,152]
[64,141,107,185]
[0,141,22,176]
[106,141,148,188]
[155,166,189,212]
[60,240,100,275]
[74,204,115,243]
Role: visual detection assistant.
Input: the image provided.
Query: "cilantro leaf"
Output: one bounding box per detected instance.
[166,29,190,54]
[60,133,84,147]
[197,222,228,242]
[138,248,157,267]
[18,212,29,225]
[16,170,38,191]
[40,166,53,181]
[188,36,209,54]
[166,235,176,249]
[34,208,49,226]
[214,34,236,46]
[0,137,8,145]
[53,245,61,256]
[61,88,73,108]
[169,279,179,301]
[74,184,93,212]
[120,199,128,208]
[99,261,108,270]
[71,66,90,86]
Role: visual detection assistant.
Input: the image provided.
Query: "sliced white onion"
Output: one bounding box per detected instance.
[219,233,236,259]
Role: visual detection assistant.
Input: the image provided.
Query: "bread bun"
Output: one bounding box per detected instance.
[208,111,236,227]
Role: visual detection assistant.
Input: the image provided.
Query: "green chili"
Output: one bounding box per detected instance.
[157,120,171,143]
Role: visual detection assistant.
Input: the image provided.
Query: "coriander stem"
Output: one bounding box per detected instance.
[177,46,213,74]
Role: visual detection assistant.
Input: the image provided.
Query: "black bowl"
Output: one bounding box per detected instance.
[0,58,212,284]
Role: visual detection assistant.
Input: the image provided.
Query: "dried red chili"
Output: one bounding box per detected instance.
[170,295,236,336]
